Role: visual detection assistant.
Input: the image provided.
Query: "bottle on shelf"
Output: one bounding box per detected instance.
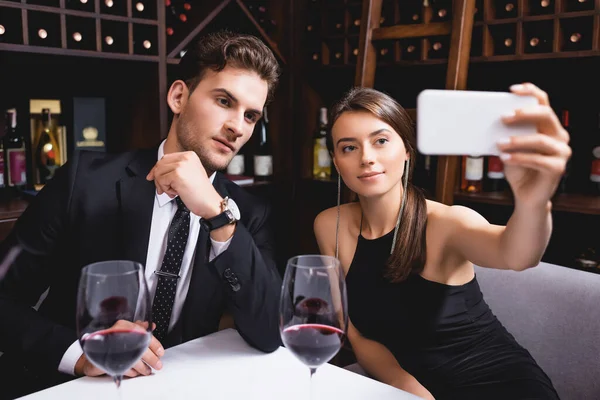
[226,145,254,186]
[34,108,62,186]
[528,0,554,16]
[484,155,506,192]
[561,19,592,52]
[401,39,421,62]
[313,107,331,180]
[431,0,452,22]
[3,108,28,195]
[524,21,553,53]
[165,0,190,38]
[495,1,518,19]
[253,107,272,182]
[557,109,570,194]
[589,112,600,195]
[461,155,483,193]
[564,0,594,12]
[490,25,516,56]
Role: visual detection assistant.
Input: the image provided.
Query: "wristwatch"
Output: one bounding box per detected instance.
[201,196,241,231]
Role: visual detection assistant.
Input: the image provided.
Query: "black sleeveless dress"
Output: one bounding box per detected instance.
[346,230,560,400]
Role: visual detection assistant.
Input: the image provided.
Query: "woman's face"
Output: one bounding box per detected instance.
[332,111,409,198]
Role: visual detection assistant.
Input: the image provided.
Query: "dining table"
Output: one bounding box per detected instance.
[18,328,422,399]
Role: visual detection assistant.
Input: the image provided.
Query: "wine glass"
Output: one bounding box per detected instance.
[279,255,348,400]
[76,260,152,392]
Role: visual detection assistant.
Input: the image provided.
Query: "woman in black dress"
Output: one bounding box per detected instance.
[314,84,569,399]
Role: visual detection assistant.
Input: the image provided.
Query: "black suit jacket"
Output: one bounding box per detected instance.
[0,147,282,398]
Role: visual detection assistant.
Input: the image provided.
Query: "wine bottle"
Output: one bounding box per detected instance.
[485,155,506,192]
[565,0,593,12]
[429,38,449,59]
[589,112,600,195]
[529,0,554,15]
[253,107,272,182]
[313,107,331,180]
[34,108,61,185]
[562,22,589,52]
[3,109,28,194]
[490,25,516,55]
[463,155,483,193]
[525,24,552,54]
[496,1,517,19]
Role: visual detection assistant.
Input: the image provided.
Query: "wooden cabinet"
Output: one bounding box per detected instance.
[0,199,28,242]
[295,0,600,268]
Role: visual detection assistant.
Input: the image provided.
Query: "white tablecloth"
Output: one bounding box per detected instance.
[19,329,421,399]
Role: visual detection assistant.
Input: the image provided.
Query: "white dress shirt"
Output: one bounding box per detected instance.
[58,141,233,375]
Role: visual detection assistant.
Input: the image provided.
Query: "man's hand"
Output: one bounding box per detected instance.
[146,151,223,219]
[75,320,165,378]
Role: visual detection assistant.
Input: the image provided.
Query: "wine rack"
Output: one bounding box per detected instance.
[302,0,600,68]
[0,0,161,62]
[165,0,286,64]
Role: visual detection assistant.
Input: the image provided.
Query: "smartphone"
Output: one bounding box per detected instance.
[416,89,538,156]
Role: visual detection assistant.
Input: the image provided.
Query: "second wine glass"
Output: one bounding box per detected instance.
[76,260,152,392]
[279,255,348,400]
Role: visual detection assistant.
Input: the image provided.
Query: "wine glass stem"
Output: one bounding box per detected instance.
[114,375,123,400]
[309,368,316,400]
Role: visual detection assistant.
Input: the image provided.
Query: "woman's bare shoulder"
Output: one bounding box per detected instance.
[314,203,360,229]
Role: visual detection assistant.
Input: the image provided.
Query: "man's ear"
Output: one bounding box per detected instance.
[167,80,189,115]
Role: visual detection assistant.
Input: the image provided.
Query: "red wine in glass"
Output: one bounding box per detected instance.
[76,260,152,393]
[279,255,348,400]
[282,323,345,368]
[81,329,150,377]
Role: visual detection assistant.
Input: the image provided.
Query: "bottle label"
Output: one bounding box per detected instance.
[465,157,483,181]
[318,148,331,167]
[591,159,600,183]
[254,155,273,177]
[0,151,4,187]
[7,148,27,186]
[316,138,331,167]
[227,154,245,175]
[487,156,505,179]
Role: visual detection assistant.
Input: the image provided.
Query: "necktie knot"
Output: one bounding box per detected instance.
[175,197,189,213]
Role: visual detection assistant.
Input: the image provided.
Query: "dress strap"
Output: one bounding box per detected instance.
[359,212,364,237]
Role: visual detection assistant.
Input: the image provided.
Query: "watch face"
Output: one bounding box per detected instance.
[227,198,241,220]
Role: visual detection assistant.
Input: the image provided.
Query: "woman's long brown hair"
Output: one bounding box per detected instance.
[328,87,427,283]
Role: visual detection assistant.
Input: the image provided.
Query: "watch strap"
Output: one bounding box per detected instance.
[202,209,234,231]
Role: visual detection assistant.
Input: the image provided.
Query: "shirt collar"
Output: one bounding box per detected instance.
[156,140,216,208]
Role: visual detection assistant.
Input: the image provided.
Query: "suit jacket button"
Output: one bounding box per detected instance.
[231,282,241,292]
[224,268,233,279]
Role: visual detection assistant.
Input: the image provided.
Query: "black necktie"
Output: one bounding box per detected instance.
[152,197,191,341]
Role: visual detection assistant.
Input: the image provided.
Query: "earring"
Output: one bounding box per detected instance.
[335,174,341,260]
[390,158,409,255]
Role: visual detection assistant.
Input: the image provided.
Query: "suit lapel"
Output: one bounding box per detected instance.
[117,149,157,267]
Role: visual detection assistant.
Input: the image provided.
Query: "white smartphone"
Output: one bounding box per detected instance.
[416,89,538,156]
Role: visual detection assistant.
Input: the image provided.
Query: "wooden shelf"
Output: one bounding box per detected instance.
[235,0,286,63]
[0,198,29,221]
[303,2,600,67]
[0,42,160,62]
[0,0,161,61]
[165,0,286,64]
[454,191,600,215]
[0,0,159,25]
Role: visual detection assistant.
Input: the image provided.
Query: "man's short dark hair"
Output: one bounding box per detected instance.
[177,30,280,103]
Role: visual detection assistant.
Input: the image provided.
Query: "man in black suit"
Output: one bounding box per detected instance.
[0,30,282,398]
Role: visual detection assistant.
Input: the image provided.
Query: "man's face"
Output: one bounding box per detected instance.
[174,66,268,173]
